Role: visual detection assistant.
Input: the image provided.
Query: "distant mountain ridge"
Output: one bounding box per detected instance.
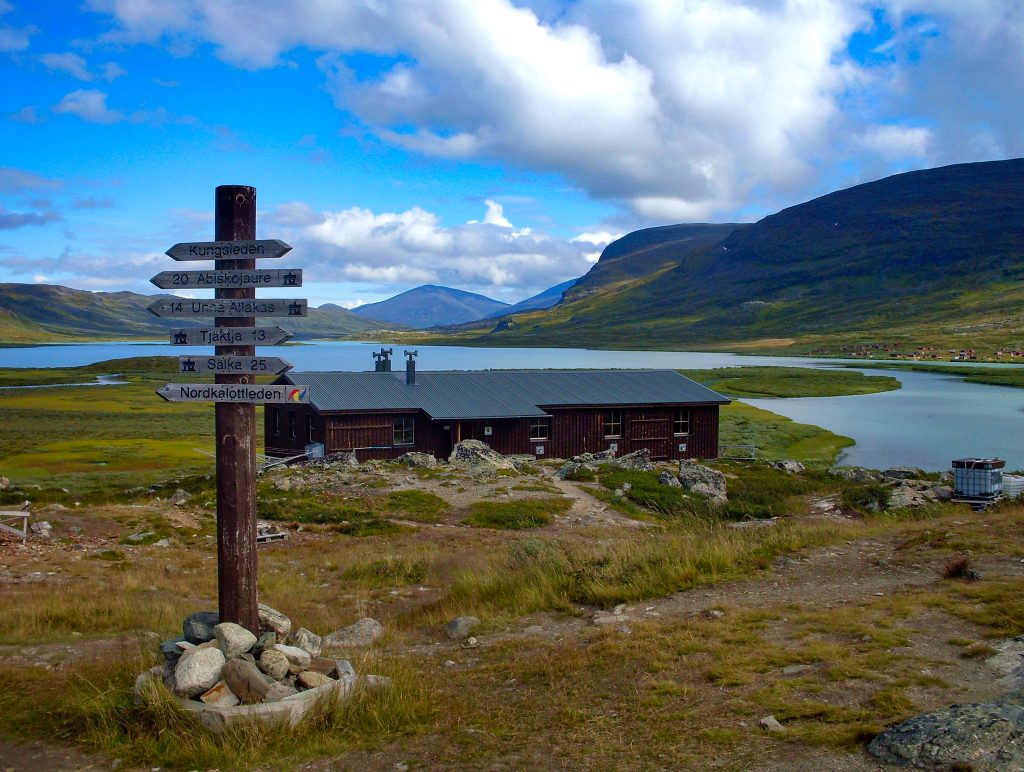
[448,158,1024,351]
[0,283,388,342]
[352,284,509,329]
[487,279,578,318]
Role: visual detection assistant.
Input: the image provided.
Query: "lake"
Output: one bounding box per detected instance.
[1,341,1022,471]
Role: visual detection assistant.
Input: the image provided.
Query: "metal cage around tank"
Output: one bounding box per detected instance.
[952,457,1005,500]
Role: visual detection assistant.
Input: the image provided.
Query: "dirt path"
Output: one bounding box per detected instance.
[546,472,648,529]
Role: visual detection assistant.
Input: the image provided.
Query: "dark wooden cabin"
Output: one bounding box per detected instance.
[265,363,729,462]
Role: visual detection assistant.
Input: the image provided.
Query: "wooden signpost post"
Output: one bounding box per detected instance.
[152,185,307,633]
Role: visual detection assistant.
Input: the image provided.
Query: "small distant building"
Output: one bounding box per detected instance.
[265,352,729,462]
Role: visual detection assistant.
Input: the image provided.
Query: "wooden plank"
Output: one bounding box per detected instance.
[169,326,291,346]
[165,239,291,261]
[178,355,292,375]
[150,268,302,290]
[149,298,307,318]
[157,383,310,403]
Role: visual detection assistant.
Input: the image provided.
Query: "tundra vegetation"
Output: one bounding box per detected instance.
[0,358,1020,769]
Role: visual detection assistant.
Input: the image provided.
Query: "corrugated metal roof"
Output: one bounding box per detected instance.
[283,369,729,420]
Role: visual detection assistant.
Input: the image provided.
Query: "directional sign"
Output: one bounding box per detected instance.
[148,298,307,318]
[165,239,292,262]
[150,268,302,290]
[169,326,292,346]
[178,355,293,375]
[157,383,310,404]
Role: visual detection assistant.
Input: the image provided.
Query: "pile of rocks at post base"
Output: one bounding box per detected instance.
[135,604,389,733]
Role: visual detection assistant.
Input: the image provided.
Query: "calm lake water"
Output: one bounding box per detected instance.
[2,341,1022,471]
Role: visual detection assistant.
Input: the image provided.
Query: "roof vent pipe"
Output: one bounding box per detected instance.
[405,350,417,385]
[373,347,393,372]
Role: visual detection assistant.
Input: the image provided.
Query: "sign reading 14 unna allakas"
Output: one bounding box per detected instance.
[153,237,308,404]
[147,298,307,318]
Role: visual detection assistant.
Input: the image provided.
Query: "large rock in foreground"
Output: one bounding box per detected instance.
[868,689,1024,770]
[448,440,516,473]
[615,449,654,471]
[678,460,727,506]
[324,618,384,650]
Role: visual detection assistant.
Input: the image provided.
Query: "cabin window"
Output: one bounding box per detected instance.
[271,407,280,435]
[604,411,622,438]
[306,415,315,443]
[674,409,690,436]
[288,411,297,440]
[393,416,415,446]
[529,419,550,440]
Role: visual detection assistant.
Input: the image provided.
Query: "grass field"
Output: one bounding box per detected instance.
[680,366,900,398]
[848,361,1024,390]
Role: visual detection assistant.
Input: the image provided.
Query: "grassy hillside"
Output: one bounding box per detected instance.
[0,283,389,343]
[429,159,1024,355]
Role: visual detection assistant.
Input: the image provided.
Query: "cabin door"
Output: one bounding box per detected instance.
[627,414,671,460]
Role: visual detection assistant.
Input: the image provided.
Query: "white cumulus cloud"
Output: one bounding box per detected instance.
[53,89,124,124]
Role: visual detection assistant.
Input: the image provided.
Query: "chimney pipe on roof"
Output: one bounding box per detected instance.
[405,350,417,385]
[372,347,393,372]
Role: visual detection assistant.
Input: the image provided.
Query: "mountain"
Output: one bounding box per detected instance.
[454,159,1024,352]
[487,279,578,318]
[352,284,509,329]
[563,223,743,302]
[0,283,388,342]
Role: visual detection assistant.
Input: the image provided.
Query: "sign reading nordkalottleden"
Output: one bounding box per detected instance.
[157,383,309,404]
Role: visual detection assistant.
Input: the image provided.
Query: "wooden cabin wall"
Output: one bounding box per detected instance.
[265,404,721,461]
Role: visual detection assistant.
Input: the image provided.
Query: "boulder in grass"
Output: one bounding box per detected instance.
[678,460,728,505]
[258,604,292,639]
[658,470,682,488]
[324,618,383,649]
[182,610,220,644]
[448,440,516,473]
[394,452,437,468]
[173,646,226,698]
[291,627,323,659]
[615,448,655,472]
[445,616,480,640]
[214,622,257,659]
[868,690,1024,769]
[770,460,805,474]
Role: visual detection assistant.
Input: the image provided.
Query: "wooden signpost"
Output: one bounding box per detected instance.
[152,185,307,633]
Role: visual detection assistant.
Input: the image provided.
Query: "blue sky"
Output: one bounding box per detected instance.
[1,1,1022,307]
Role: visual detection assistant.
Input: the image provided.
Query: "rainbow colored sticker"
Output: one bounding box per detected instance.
[288,388,308,402]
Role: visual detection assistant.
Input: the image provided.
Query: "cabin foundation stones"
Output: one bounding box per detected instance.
[138,605,389,733]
